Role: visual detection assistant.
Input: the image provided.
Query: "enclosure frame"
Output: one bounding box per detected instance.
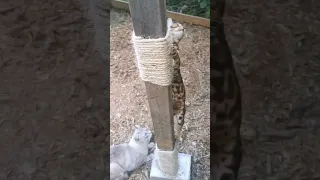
[112,0,210,28]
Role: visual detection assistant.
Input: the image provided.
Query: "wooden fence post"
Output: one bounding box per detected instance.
[128,0,175,151]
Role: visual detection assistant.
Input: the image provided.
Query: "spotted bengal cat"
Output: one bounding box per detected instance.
[168,19,186,138]
[211,0,243,179]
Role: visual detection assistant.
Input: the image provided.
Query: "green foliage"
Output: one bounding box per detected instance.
[120,0,210,18]
[167,0,210,18]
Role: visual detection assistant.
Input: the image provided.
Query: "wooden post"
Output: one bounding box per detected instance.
[128,0,175,151]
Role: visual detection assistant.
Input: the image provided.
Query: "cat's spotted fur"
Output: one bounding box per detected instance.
[211,0,243,180]
[168,19,186,137]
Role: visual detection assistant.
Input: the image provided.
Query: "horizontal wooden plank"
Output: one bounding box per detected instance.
[111,0,210,28]
[111,0,130,10]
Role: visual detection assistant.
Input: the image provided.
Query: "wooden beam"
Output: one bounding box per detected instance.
[112,0,210,28]
[111,0,130,11]
[168,11,210,28]
[128,0,175,151]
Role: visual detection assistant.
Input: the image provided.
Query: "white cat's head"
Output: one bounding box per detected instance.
[171,25,185,44]
[131,126,152,143]
[167,18,185,44]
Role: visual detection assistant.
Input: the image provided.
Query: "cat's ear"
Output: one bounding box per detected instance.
[134,125,140,129]
[167,18,173,29]
[132,125,137,131]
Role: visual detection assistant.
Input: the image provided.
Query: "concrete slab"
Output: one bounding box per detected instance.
[150,153,192,180]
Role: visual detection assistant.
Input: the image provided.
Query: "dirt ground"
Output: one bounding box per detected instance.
[110,10,210,179]
[0,0,108,179]
[225,0,320,179]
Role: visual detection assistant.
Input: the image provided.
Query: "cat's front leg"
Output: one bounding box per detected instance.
[148,142,155,153]
[146,153,154,162]
[114,172,129,180]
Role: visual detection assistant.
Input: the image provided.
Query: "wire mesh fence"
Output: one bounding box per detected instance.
[119,0,210,18]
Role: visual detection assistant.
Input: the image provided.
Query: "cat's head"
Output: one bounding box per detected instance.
[167,18,185,44]
[131,125,152,143]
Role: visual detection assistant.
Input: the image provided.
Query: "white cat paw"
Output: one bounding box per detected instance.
[146,153,154,162]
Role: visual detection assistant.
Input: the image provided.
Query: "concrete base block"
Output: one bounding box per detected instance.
[150,153,192,180]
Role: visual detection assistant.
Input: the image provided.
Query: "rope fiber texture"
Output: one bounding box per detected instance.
[132,19,174,86]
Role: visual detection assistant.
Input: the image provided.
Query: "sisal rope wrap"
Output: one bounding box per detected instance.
[154,143,179,176]
[132,25,173,86]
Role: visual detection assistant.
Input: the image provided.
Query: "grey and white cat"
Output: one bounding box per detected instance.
[110,126,155,180]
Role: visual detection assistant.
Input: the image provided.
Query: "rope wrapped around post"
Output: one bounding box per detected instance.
[132,19,174,86]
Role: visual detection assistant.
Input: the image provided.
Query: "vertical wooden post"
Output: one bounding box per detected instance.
[128,0,175,151]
